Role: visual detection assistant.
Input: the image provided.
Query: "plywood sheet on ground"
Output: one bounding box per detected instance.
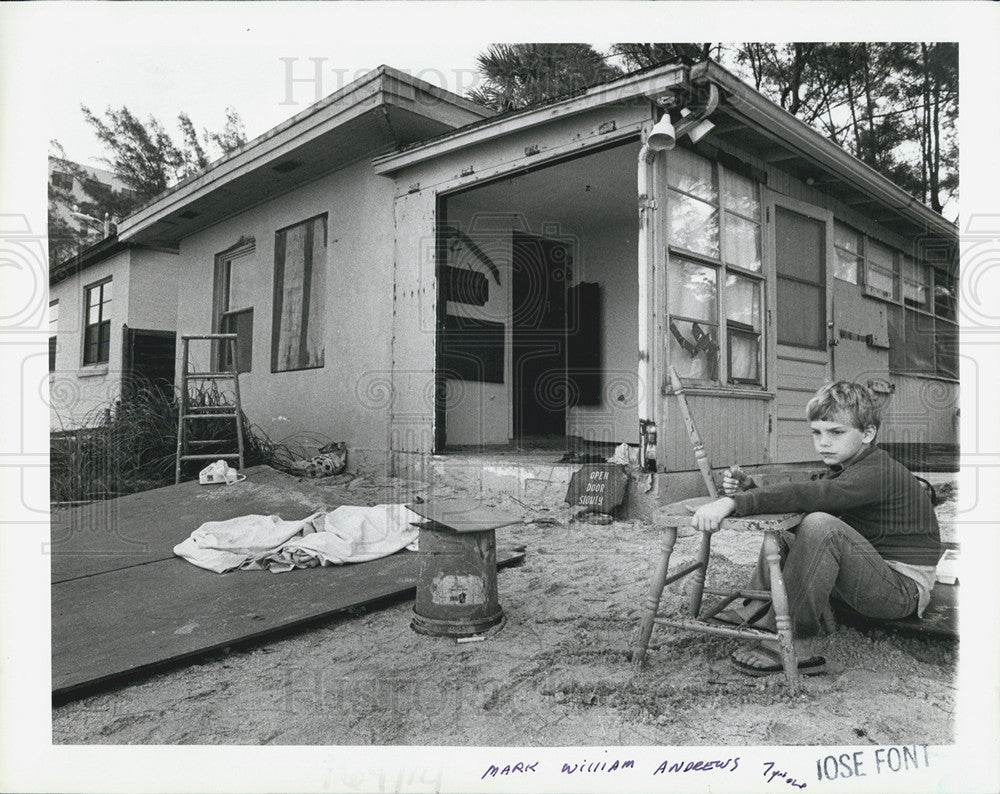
[51,468,524,696]
[50,466,336,583]
[53,546,524,696]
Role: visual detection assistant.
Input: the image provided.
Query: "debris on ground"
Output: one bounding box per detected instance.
[52,472,958,746]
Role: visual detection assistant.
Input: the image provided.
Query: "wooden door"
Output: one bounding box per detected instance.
[767,195,835,462]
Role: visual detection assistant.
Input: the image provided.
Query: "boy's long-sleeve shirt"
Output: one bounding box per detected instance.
[729,445,942,567]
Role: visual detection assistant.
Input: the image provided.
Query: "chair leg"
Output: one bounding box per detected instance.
[687,529,712,618]
[633,526,677,665]
[762,529,799,692]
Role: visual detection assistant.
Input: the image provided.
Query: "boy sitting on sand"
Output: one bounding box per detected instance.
[690,381,942,676]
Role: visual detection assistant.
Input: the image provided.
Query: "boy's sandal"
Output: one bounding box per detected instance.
[730,646,827,677]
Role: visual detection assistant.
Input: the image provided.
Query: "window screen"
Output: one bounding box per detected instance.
[775,208,825,349]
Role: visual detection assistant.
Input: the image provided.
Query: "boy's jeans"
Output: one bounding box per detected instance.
[750,512,919,639]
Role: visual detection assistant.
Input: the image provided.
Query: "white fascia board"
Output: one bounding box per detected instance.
[706,63,956,240]
[117,74,386,240]
[372,65,686,176]
[379,65,494,120]
[117,67,488,242]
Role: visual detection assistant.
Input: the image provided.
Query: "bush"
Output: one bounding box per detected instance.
[50,384,277,504]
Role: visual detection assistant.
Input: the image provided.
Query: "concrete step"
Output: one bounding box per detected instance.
[429,452,826,520]
[429,454,578,503]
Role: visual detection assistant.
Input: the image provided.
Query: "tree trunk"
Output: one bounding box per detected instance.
[930,52,942,213]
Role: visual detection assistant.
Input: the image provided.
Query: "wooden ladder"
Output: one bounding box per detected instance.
[174,333,245,484]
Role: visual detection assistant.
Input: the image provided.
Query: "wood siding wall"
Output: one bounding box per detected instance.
[662,393,771,471]
[775,346,828,462]
[712,136,926,255]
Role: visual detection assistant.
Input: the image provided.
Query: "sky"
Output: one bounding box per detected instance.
[2,2,1000,792]
[43,11,494,169]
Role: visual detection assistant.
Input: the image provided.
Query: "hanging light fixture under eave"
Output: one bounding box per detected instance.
[646,115,677,151]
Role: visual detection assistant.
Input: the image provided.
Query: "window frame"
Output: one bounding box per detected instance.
[212,240,256,373]
[665,148,766,390]
[892,257,958,380]
[82,277,112,366]
[48,300,59,373]
[271,213,328,373]
[839,222,957,381]
[833,221,863,285]
[51,171,73,191]
[860,236,900,302]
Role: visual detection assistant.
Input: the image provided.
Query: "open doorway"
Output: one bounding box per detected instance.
[437,138,640,453]
[512,231,569,440]
[122,327,176,402]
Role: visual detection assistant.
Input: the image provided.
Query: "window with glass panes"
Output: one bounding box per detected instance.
[218,249,255,373]
[864,239,898,300]
[841,224,957,379]
[666,148,763,386]
[833,222,862,284]
[886,255,957,378]
[48,301,58,372]
[83,279,111,365]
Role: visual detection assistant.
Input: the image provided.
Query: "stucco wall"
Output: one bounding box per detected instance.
[49,250,131,430]
[174,159,397,470]
[566,219,639,445]
[127,249,179,331]
[440,210,513,446]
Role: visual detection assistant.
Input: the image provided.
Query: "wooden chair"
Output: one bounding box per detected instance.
[632,497,806,690]
[634,368,808,689]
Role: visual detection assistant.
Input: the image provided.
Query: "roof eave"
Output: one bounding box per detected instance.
[49,235,129,285]
[704,62,955,240]
[372,64,688,176]
[117,66,492,242]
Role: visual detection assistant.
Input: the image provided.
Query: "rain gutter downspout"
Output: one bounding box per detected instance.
[637,141,658,469]
[637,66,719,471]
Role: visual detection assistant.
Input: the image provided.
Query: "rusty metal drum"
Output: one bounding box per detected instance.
[411,525,504,636]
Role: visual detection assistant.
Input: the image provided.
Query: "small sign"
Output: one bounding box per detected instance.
[564,464,628,514]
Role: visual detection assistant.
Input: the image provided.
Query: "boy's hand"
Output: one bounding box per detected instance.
[723,464,752,495]
[691,497,737,533]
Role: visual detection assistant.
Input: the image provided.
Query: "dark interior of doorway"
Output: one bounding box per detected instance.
[512,231,569,441]
[435,137,636,456]
[122,327,176,402]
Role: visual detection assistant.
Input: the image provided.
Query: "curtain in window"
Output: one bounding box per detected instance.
[273,216,326,371]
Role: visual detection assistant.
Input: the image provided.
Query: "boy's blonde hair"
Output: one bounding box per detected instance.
[806,381,881,433]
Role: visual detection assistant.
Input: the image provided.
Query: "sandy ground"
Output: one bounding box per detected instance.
[52,474,958,746]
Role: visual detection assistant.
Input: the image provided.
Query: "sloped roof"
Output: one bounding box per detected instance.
[374,60,955,244]
[115,66,492,249]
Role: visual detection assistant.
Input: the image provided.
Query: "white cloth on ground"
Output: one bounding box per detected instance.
[173,504,421,574]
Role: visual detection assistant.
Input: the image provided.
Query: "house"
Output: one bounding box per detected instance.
[55,61,959,480]
[48,237,179,430]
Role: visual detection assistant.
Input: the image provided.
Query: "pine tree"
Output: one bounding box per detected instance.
[49,106,248,267]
